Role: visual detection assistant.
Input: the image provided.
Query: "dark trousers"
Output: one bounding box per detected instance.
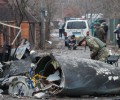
[117,39,120,48]
[68,44,77,50]
[104,34,107,43]
[59,29,63,38]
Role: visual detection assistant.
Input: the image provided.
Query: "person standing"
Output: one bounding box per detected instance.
[101,22,108,43]
[94,23,105,43]
[58,20,64,39]
[114,24,120,48]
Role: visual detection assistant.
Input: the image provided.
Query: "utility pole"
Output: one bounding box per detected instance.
[61,3,64,18]
[40,0,46,49]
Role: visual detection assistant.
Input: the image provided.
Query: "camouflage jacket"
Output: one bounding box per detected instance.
[94,27,105,42]
[86,36,109,62]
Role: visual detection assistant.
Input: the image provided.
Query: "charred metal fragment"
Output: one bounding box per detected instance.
[3,58,33,77]
[10,39,30,60]
[34,53,120,97]
[1,52,120,98]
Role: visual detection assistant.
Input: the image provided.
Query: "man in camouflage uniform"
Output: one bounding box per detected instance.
[94,23,105,42]
[79,35,110,62]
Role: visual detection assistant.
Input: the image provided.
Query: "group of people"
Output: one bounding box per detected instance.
[66,22,119,63]
[94,22,120,49]
[58,20,120,63]
[68,33,110,62]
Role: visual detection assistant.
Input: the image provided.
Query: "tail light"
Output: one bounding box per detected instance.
[86,31,89,36]
[64,32,67,36]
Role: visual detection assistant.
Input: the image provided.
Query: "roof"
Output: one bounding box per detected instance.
[0,3,37,22]
[66,19,88,23]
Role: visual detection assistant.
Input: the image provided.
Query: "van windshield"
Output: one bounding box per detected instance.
[67,21,86,29]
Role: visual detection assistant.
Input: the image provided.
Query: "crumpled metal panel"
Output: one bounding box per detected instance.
[3,58,32,77]
[2,52,120,97]
[53,54,120,96]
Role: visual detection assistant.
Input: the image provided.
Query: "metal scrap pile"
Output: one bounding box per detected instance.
[1,43,120,99]
[0,41,64,99]
[0,22,63,99]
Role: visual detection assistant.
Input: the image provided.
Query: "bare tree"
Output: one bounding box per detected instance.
[45,0,58,40]
[75,0,120,19]
[8,0,29,26]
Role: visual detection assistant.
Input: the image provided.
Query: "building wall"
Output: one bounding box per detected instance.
[20,22,29,41]
[0,22,40,48]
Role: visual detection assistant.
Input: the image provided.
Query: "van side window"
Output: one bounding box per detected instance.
[67,21,86,29]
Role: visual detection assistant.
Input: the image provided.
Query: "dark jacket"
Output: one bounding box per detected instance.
[114,27,120,39]
[68,39,76,44]
[102,24,108,35]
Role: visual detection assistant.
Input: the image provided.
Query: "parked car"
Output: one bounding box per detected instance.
[64,18,90,46]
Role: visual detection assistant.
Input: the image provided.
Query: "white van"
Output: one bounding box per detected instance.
[64,19,90,46]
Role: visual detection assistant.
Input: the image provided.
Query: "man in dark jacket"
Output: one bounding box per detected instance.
[68,35,77,50]
[101,22,108,43]
[114,24,120,48]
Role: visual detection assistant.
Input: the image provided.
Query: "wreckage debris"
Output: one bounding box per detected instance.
[0,37,120,99]
[0,51,120,98]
